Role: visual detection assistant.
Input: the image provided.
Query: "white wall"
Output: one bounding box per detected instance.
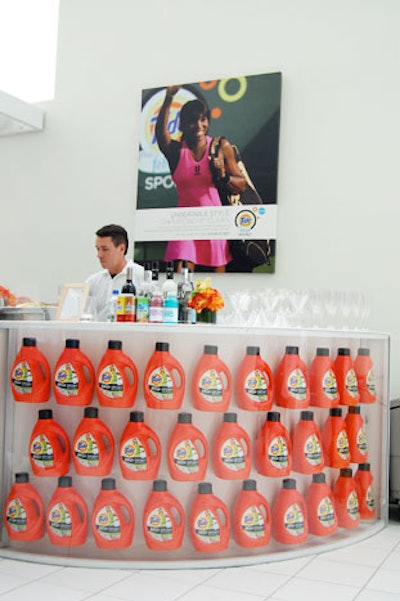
[1,0,400,396]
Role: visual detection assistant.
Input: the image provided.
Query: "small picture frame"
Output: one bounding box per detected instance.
[56,283,90,321]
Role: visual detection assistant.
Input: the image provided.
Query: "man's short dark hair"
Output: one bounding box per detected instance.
[96,224,129,255]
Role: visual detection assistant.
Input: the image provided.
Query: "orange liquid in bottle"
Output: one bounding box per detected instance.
[334,348,360,406]
[144,342,185,410]
[333,467,360,529]
[345,405,368,463]
[233,479,271,548]
[92,477,134,549]
[213,412,251,480]
[29,409,70,477]
[309,347,339,408]
[354,463,376,520]
[119,411,161,480]
[143,479,185,551]
[354,348,377,404]
[255,411,292,477]
[275,346,310,409]
[305,472,338,536]
[189,482,230,552]
[235,346,273,411]
[271,478,308,545]
[192,345,232,412]
[10,337,50,403]
[4,473,44,541]
[54,338,95,406]
[46,476,88,546]
[72,407,114,477]
[321,407,350,469]
[292,410,324,474]
[96,340,138,408]
[167,412,208,481]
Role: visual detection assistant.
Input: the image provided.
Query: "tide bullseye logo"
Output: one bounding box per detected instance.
[235,209,257,234]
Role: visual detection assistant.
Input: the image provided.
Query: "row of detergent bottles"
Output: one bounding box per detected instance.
[10,337,376,410]
[25,405,370,482]
[4,466,375,552]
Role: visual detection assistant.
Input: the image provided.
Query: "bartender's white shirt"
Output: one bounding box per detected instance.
[86,259,144,321]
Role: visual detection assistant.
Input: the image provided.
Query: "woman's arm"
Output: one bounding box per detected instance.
[155,85,181,173]
[213,138,247,193]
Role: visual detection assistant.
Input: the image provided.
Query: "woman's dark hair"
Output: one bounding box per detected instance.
[96,224,129,255]
[179,99,210,130]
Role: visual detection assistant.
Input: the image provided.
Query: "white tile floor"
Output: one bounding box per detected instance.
[1,520,400,601]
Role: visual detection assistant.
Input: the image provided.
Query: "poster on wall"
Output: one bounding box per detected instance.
[134,72,281,273]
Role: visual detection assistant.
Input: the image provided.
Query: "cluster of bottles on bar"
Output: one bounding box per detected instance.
[108,260,196,325]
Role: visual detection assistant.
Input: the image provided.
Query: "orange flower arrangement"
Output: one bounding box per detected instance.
[187,278,224,313]
[0,285,17,306]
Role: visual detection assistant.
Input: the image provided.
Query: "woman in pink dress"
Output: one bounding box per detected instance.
[155,85,246,272]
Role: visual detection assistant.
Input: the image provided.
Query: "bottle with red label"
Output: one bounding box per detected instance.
[10,337,51,403]
[334,348,360,406]
[305,472,338,536]
[144,342,185,410]
[354,348,377,404]
[235,346,274,411]
[46,476,88,546]
[321,407,350,468]
[354,463,376,520]
[333,467,360,529]
[192,345,232,412]
[213,413,251,480]
[189,481,230,552]
[309,347,340,408]
[233,479,271,548]
[255,411,292,477]
[275,345,310,409]
[292,410,324,474]
[91,477,134,549]
[53,339,95,406]
[271,478,308,545]
[143,479,185,551]
[4,473,44,541]
[29,409,70,477]
[119,411,161,480]
[96,340,138,408]
[167,412,208,481]
[345,405,368,463]
[72,407,114,476]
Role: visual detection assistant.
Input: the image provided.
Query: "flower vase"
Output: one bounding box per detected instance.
[197,309,217,324]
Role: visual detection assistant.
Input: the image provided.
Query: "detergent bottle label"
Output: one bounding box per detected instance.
[6,498,27,532]
[367,369,376,395]
[147,367,174,401]
[245,370,269,403]
[345,369,359,398]
[336,430,350,461]
[268,436,289,469]
[287,369,307,401]
[317,497,336,528]
[30,434,54,468]
[48,502,72,537]
[347,491,359,519]
[95,506,121,540]
[356,428,368,455]
[194,509,220,543]
[322,369,339,400]
[221,437,245,471]
[304,434,322,466]
[11,361,33,394]
[173,440,199,473]
[121,437,148,471]
[146,507,173,541]
[198,369,223,403]
[366,485,375,510]
[98,364,124,398]
[284,503,305,536]
[74,433,99,467]
[241,505,266,539]
[55,362,79,396]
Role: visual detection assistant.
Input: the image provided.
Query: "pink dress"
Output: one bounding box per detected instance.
[164,136,231,267]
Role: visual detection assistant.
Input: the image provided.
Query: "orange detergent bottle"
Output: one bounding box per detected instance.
[144,342,185,410]
[275,345,310,409]
[143,479,185,551]
[46,476,88,546]
[334,348,360,406]
[345,405,368,463]
[354,463,376,520]
[333,467,360,529]
[233,479,271,548]
[29,409,70,477]
[271,478,308,545]
[119,411,161,480]
[192,345,232,412]
[4,473,44,541]
[96,340,138,408]
[255,411,292,477]
[305,472,338,536]
[235,346,274,411]
[53,339,95,406]
[167,412,208,481]
[213,412,251,480]
[322,407,350,468]
[72,407,114,476]
[189,482,230,552]
[292,410,324,474]
[10,337,50,403]
[92,477,134,549]
[309,347,340,408]
[354,348,377,404]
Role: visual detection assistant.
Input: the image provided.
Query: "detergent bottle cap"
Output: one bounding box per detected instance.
[22,337,37,347]
[58,476,72,488]
[330,407,342,417]
[312,472,326,484]
[66,339,80,349]
[282,478,296,490]
[153,479,167,492]
[246,346,260,355]
[101,478,116,491]
[198,482,212,494]
[266,411,280,422]
[242,479,257,491]
[177,412,192,424]
[38,409,52,419]
[338,347,350,356]
[300,410,314,421]
[108,340,122,350]
[15,472,29,483]
[316,347,329,356]
[223,412,237,423]
[84,407,98,419]
[130,411,144,422]
[285,346,298,355]
[339,468,353,478]
[156,342,169,352]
